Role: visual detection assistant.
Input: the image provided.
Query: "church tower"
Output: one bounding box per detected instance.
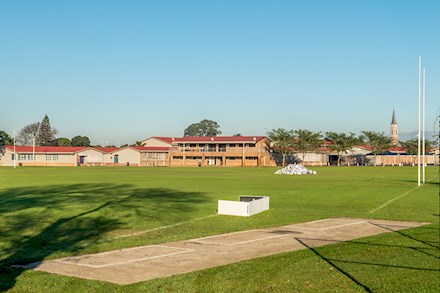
[390,110,398,145]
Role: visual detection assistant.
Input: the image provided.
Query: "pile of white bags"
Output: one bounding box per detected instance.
[274,164,317,175]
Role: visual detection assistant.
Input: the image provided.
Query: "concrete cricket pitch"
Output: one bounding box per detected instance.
[23,218,428,285]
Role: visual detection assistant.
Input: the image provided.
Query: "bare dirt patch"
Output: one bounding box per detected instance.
[22,218,428,285]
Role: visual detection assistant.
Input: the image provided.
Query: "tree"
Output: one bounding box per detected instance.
[267,128,295,166]
[17,122,40,145]
[292,129,322,161]
[325,132,359,166]
[71,135,91,146]
[0,130,13,145]
[56,137,71,146]
[0,134,3,154]
[36,115,58,146]
[400,138,432,164]
[361,131,391,165]
[134,141,146,146]
[184,119,222,136]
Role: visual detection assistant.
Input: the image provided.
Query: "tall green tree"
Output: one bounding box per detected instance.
[0,130,13,145]
[184,119,222,136]
[292,129,322,161]
[37,115,58,146]
[325,132,359,166]
[71,135,91,146]
[361,131,391,165]
[0,130,12,154]
[267,128,295,166]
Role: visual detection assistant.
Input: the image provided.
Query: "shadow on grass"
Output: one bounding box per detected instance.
[295,238,374,292]
[294,224,440,292]
[0,184,210,292]
[392,179,440,185]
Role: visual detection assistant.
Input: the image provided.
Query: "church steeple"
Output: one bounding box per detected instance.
[390,110,398,145]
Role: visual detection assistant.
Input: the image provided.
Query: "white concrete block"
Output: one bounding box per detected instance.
[218,196,269,217]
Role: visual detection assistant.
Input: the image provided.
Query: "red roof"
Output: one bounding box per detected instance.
[357,145,373,150]
[173,136,266,143]
[151,137,174,144]
[319,147,332,152]
[388,146,406,153]
[5,146,87,153]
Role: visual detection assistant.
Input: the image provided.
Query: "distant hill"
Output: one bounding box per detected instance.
[399,131,438,142]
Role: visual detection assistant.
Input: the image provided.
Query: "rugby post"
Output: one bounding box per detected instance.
[422,67,426,183]
[13,129,16,169]
[417,57,421,186]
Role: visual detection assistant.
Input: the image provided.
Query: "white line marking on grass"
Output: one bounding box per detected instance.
[369,175,437,214]
[98,214,217,243]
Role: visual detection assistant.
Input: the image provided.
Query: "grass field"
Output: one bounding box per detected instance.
[0,166,438,292]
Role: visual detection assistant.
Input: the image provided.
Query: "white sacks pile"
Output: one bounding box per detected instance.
[274,164,317,175]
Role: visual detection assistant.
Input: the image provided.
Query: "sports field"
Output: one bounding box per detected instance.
[0,166,438,292]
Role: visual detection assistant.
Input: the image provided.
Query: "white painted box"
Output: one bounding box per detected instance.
[218,196,269,217]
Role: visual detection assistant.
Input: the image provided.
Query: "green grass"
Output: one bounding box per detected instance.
[0,166,438,292]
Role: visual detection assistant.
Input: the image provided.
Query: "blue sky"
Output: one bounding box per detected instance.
[1,0,439,145]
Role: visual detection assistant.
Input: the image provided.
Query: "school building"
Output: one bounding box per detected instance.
[147,136,275,167]
[0,145,170,167]
[1,135,438,167]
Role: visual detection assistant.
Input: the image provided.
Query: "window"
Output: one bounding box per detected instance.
[246,157,258,160]
[229,144,236,147]
[187,156,202,160]
[173,156,183,160]
[27,154,34,160]
[46,154,52,160]
[226,157,240,160]
[146,153,165,160]
[189,144,196,148]
[19,154,26,160]
[11,154,15,160]
[218,144,226,152]
[52,154,58,161]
